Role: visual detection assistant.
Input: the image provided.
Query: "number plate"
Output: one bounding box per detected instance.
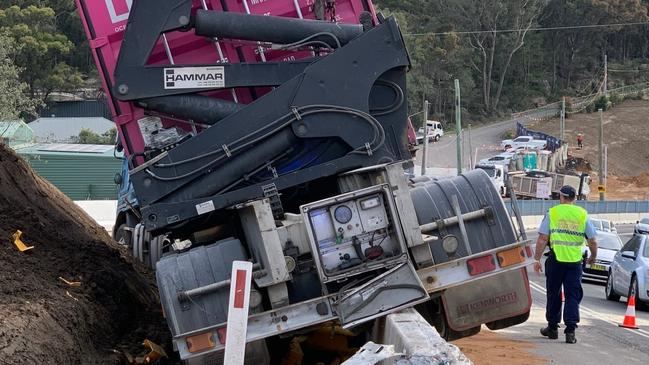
[589,264,606,271]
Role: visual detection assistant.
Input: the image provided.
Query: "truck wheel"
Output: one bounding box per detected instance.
[434,135,440,142]
[485,311,530,330]
[114,224,131,248]
[415,299,481,341]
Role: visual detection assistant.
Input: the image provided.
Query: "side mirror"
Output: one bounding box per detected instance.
[621,251,636,260]
[114,172,123,186]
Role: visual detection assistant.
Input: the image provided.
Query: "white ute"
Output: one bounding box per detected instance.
[501,136,547,151]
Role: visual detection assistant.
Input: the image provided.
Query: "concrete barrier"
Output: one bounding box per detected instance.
[515,213,646,231]
[74,200,117,235]
[342,308,472,364]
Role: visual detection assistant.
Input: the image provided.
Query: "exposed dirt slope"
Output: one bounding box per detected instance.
[0,143,170,364]
[529,99,649,199]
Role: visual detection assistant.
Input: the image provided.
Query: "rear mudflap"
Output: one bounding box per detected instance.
[441,268,532,331]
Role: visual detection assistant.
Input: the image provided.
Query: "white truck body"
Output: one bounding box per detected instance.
[474,164,506,196]
[416,120,444,143]
[501,136,547,151]
[478,152,514,167]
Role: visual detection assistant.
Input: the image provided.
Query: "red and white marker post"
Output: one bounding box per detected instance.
[223,261,253,365]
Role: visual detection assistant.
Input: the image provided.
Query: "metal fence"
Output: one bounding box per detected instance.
[516,122,563,151]
[509,82,649,126]
[506,200,649,216]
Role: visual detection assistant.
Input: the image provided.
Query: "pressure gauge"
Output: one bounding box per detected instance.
[333,205,353,224]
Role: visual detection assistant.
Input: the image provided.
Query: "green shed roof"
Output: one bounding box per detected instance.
[0,120,34,148]
[14,143,122,200]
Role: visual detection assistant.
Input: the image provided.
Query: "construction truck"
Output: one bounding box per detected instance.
[509,170,590,199]
[76,1,534,363]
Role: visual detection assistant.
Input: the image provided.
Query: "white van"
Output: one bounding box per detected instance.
[416,120,444,144]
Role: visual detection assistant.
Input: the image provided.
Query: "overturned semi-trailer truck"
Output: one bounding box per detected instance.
[76,0,534,362]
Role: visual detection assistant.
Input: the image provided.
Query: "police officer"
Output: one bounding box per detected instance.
[533,185,598,344]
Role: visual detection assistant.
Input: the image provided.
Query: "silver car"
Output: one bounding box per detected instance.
[635,217,649,234]
[590,218,617,233]
[582,231,623,281]
[606,234,649,310]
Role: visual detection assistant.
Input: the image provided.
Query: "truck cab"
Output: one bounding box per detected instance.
[417,120,444,143]
[475,164,506,196]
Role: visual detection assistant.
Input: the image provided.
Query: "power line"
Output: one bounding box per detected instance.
[608,69,649,72]
[404,21,649,37]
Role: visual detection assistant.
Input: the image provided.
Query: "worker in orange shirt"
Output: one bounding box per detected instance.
[576,133,584,149]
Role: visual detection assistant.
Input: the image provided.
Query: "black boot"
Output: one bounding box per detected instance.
[540,327,558,339]
[565,332,577,344]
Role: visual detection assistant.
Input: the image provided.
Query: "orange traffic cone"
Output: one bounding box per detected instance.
[619,294,640,329]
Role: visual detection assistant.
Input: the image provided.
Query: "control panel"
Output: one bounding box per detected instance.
[302,185,406,282]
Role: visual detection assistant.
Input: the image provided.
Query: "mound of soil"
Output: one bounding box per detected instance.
[0,143,170,364]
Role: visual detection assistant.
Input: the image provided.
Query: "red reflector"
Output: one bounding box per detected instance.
[234,269,247,309]
[525,246,533,257]
[217,327,227,345]
[467,255,496,276]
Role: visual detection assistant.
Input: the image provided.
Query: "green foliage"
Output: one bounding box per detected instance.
[0,32,39,119]
[502,130,515,140]
[594,95,612,111]
[74,127,117,145]
[375,0,649,120]
[0,3,86,101]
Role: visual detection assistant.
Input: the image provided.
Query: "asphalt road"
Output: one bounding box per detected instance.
[498,225,649,364]
[416,119,517,170]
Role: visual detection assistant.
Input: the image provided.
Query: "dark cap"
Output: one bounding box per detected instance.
[559,185,576,199]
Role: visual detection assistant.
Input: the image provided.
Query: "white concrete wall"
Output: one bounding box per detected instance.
[516,213,647,230]
[74,200,117,235]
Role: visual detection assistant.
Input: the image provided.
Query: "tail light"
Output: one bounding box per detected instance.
[467,255,496,276]
[186,332,215,353]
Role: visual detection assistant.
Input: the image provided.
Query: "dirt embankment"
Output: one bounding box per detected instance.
[529,99,649,200]
[0,143,170,364]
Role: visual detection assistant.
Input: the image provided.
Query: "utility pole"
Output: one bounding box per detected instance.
[598,109,605,201]
[467,124,474,169]
[455,79,462,175]
[604,54,608,96]
[559,96,566,141]
[420,100,429,177]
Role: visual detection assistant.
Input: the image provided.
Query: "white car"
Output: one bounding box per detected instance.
[582,231,623,281]
[500,136,547,151]
[478,152,513,166]
[635,217,649,234]
[590,218,617,233]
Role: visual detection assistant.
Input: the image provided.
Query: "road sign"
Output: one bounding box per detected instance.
[597,185,606,193]
[223,261,253,365]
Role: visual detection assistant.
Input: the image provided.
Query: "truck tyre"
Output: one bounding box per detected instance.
[485,310,530,330]
[415,299,481,341]
[114,223,131,247]
[434,135,440,142]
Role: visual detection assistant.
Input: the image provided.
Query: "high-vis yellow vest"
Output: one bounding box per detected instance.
[548,204,588,263]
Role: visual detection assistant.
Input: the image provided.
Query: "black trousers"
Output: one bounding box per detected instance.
[545,254,583,333]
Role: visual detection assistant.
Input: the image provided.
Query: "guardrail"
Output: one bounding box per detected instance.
[506,200,649,216]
